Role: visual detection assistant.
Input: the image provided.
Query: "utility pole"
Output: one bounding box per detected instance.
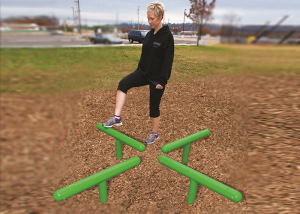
[75,0,82,34]
[183,9,186,35]
[78,0,82,34]
[75,11,79,30]
[137,6,140,30]
[116,13,118,26]
[63,19,67,32]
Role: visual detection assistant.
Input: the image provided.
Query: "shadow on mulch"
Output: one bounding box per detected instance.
[1,74,298,213]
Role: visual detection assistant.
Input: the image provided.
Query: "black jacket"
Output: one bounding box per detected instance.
[137,25,174,86]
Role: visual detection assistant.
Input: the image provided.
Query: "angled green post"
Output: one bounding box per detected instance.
[161,129,210,165]
[99,180,107,203]
[116,139,122,160]
[158,155,242,204]
[182,143,191,165]
[187,179,198,205]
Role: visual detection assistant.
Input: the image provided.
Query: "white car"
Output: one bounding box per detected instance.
[50,30,63,35]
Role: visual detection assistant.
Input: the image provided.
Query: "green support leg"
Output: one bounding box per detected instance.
[182,143,191,165]
[99,180,108,203]
[116,139,122,160]
[187,179,198,205]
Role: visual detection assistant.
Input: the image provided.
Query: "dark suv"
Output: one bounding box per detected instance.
[128,30,149,43]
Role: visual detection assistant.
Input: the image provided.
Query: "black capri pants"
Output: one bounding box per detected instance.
[117,69,165,118]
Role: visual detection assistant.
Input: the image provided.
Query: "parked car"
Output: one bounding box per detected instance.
[128,30,149,43]
[89,33,123,44]
[50,30,63,35]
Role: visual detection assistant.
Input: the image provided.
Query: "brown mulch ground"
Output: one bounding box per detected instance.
[246,74,300,213]
[0,74,299,213]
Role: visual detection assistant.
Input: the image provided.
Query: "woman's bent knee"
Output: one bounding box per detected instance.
[117,80,128,94]
[150,105,160,118]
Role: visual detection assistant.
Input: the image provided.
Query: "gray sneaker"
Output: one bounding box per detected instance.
[102,116,122,128]
[145,133,159,144]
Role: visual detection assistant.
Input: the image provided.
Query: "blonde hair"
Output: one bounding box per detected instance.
[147,2,165,19]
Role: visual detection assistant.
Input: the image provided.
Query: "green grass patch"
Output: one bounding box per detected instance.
[1,45,299,94]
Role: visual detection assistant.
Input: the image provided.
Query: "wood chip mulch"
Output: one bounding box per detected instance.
[246,74,300,213]
[1,74,298,213]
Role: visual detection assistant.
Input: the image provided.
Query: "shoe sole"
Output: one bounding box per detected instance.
[146,136,159,144]
[103,122,122,128]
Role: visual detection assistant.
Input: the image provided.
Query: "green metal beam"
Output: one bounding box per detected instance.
[161,129,210,165]
[161,129,210,153]
[53,156,141,202]
[158,155,242,203]
[97,123,145,152]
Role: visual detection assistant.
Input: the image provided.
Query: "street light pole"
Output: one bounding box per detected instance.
[137,6,140,30]
[183,9,186,35]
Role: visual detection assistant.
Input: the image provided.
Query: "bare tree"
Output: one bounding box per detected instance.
[187,0,216,46]
[221,11,241,43]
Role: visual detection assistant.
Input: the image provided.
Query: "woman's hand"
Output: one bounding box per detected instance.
[156,84,163,89]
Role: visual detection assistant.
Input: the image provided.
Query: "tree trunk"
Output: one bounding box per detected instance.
[197,27,199,46]
[197,15,204,46]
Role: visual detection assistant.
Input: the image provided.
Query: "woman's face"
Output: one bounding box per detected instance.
[147,11,162,29]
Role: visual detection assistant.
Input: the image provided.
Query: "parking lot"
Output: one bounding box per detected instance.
[0,33,202,48]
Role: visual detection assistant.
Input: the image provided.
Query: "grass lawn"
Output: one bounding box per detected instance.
[1,45,299,94]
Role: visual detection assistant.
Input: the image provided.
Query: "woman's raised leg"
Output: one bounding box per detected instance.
[115,89,126,116]
[103,69,148,128]
[102,90,126,128]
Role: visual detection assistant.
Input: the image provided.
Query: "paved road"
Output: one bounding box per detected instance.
[0,34,197,48]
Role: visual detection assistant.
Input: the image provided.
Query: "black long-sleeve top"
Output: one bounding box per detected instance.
[137,25,174,87]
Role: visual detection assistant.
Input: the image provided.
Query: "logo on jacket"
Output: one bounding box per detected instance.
[153,42,161,48]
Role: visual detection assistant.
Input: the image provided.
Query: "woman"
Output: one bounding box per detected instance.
[103,2,174,145]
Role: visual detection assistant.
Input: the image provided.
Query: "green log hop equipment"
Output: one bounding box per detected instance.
[53,156,141,203]
[97,123,145,159]
[54,125,243,205]
[158,155,242,204]
[161,129,210,165]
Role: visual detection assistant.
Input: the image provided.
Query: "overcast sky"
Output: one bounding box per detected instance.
[1,0,299,26]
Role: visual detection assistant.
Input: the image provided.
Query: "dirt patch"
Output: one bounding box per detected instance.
[1,74,298,213]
